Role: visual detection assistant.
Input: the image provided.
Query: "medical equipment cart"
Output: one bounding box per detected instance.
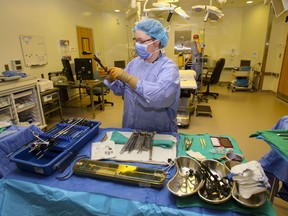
[227,68,254,92]
[177,70,197,127]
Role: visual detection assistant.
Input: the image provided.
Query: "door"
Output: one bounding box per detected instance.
[76,26,96,71]
[277,34,288,102]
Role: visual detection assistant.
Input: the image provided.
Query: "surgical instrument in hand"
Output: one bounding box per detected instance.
[93,55,150,103]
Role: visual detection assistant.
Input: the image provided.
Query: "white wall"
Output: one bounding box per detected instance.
[155,5,267,68]
[161,5,267,65]
[99,12,131,67]
[0,0,103,79]
[151,8,244,67]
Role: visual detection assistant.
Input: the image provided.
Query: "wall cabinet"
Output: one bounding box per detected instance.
[0,77,45,128]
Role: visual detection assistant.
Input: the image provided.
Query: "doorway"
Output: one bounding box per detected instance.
[76,26,96,71]
[277,34,288,102]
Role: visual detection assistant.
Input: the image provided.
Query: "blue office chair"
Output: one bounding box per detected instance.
[86,70,113,110]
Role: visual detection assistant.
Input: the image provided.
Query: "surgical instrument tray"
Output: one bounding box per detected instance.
[73,159,166,188]
[10,118,100,175]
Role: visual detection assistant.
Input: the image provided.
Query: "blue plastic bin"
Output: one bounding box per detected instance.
[10,120,101,175]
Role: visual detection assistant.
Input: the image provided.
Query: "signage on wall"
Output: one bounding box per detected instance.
[60,39,71,60]
[19,35,48,67]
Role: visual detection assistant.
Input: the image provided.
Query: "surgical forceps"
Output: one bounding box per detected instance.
[163,159,175,178]
[30,130,49,145]
[29,130,49,152]
[200,138,206,149]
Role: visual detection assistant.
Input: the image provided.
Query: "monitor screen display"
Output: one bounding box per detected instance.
[74,58,94,81]
[240,60,251,67]
[61,59,75,82]
[114,60,126,69]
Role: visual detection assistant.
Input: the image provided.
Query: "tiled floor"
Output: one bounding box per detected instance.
[47,83,288,215]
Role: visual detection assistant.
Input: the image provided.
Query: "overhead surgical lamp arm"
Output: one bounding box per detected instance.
[143,0,189,20]
[191,0,224,22]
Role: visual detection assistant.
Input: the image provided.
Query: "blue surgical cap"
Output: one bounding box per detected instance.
[134,19,168,48]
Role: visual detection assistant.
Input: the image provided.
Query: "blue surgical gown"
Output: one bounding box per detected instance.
[191,41,203,89]
[104,55,180,133]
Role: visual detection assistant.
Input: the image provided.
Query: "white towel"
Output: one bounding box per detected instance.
[231,160,270,199]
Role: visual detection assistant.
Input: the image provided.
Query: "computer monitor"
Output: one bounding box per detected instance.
[240,60,251,67]
[74,58,94,81]
[61,59,75,82]
[114,60,126,69]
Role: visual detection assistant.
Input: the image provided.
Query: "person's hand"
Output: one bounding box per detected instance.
[108,67,138,89]
[108,67,125,80]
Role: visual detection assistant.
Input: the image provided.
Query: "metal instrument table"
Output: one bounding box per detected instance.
[0,127,277,216]
[177,70,197,127]
[256,116,288,203]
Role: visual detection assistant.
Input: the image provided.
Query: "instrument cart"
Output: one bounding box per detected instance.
[177,70,197,127]
[227,68,254,92]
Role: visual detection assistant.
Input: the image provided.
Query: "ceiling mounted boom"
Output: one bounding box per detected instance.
[191,0,224,22]
[143,0,190,22]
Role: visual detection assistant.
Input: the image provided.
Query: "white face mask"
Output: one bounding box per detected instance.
[135,40,159,59]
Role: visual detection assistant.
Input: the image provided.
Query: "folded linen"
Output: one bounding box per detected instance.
[231,160,270,199]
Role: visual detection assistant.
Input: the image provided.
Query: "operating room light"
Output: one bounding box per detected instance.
[217,0,227,4]
[191,0,224,22]
[143,0,190,21]
[158,0,179,2]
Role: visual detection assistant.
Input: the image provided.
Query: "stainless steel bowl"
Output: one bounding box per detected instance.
[232,183,267,208]
[216,152,244,162]
[225,152,244,162]
[198,159,233,204]
[167,156,204,197]
[224,160,241,171]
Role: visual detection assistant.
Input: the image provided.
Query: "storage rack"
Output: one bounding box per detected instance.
[40,88,63,123]
[0,77,45,128]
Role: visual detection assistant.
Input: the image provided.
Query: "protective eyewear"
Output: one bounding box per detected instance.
[133,37,155,44]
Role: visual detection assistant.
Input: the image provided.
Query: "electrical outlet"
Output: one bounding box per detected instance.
[11,60,23,71]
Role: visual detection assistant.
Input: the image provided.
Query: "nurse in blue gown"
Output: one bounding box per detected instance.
[103,19,180,133]
[190,34,203,89]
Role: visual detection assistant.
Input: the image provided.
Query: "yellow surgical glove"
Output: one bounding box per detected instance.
[108,67,138,89]
[108,67,124,80]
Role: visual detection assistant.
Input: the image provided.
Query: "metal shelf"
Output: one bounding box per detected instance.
[0,78,45,128]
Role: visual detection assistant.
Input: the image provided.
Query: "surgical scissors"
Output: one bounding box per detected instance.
[163,159,175,178]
